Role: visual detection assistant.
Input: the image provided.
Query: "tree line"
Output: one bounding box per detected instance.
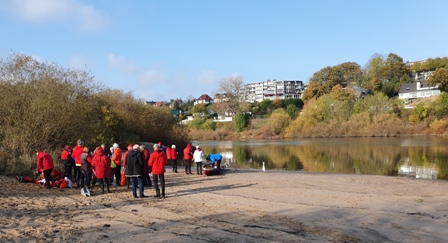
[0,54,189,176]
[187,53,448,139]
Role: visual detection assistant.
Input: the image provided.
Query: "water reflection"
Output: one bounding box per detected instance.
[193,137,448,180]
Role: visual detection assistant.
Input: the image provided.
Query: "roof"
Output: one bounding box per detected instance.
[398,80,437,94]
[196,94,213,101]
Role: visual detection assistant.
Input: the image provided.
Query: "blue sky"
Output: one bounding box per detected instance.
[1,0,447,101]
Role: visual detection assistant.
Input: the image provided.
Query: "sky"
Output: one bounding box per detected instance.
[1,0,447,102]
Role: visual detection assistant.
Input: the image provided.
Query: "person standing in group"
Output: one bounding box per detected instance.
[92,146,112,194]
[171,144,178,173]
[140,144,152,188]
[148,143,168,199]
[80,147,93,196]
[183,143,193,175]
[206,153,223,174]
[72,139,84,187]
[101,144,112,158]
[61,145,73,180]
[125,144,147,198]
[158,142,166,154]
[108,146,114,159]
[193,145,204,175]
[111,143,122,187]
[36,150,57,189]
[166,145,172,169]
[122,144,133,188]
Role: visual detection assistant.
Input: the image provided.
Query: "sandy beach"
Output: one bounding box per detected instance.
[1,168,448,243]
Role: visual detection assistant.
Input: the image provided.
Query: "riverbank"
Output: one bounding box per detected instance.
[1,169,448,242]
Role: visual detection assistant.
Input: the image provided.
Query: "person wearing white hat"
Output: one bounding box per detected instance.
[170,144,178,173]
[193,146,204,175]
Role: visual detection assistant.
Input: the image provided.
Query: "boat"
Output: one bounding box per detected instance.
[203,164,220,176]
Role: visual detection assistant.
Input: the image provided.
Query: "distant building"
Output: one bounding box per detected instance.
[398,80,440,100]
[214,93,230,103]
[170,110,184,117]
[239,79,306,103]
[194,94,213,105]
[399,60,441,100]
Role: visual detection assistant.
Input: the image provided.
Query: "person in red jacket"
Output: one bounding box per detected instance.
[61,145,73,180]
[92,146,112,194]
[72,139,84,187]
[148,143,168,198]
[36,150,57,189]
[111,143,123,186]
[170,144,178,173]
[122,144,133,188]
[140,144,152,187]
[183,143,193,174]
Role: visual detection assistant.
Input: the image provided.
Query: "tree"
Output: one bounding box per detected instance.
[286,104,300,120]
[218,76,244,116]
[234,112,246,132]
[427,67,448,92]
[364,55,385,92]
[191,103,208,115]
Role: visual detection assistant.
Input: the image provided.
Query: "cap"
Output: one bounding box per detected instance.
[65,146,71,150]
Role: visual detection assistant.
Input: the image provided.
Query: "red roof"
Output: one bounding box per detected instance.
[196,94,213,101]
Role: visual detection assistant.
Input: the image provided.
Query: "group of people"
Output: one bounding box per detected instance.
[36,141,223,198]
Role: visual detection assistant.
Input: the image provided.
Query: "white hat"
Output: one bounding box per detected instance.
[196,145,200,149]
[171,144,176,149]
[113,143,119,148]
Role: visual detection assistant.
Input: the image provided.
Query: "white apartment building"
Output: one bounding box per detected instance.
[239,79,305,103]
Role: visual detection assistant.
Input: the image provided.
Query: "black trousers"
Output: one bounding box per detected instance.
[171,159,178,172]
[81,169,92,190]
[143,173,152,187]
[75,166,82,186]
[43,168,56,188]
[113,165,122,185]
[196,162,203,174]
[63,161,72,180]
[184,159,192,174]
[153,174,165,197]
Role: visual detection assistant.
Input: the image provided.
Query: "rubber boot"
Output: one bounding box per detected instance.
[101,182,105,194]
[106,182,111,193]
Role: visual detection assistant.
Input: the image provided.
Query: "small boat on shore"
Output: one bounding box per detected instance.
[203,164,220,176]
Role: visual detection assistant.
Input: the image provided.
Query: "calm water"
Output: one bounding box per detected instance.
[193,137,448,180]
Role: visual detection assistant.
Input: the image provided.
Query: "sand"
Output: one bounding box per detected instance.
[1,169,448,243]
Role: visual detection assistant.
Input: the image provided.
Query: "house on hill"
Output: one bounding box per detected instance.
[398,81,440,100]
[194,94,213,105]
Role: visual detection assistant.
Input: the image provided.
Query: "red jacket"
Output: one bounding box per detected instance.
[92,147,112,179]
[111,147,123,166]
[36,152,54,173]
[171,147,177,160]
[166,147,172,160]
[72,145,84,166]
[61,149,70,160]
[141,147,152,174]
[183,144,192,160]
[148,150,167,175]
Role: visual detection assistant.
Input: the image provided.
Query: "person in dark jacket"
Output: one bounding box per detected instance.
[125,144,147,198]
[80,147,93,196]
[149,143,168,198]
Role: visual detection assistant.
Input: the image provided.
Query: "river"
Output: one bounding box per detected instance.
[193,137,448,180]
